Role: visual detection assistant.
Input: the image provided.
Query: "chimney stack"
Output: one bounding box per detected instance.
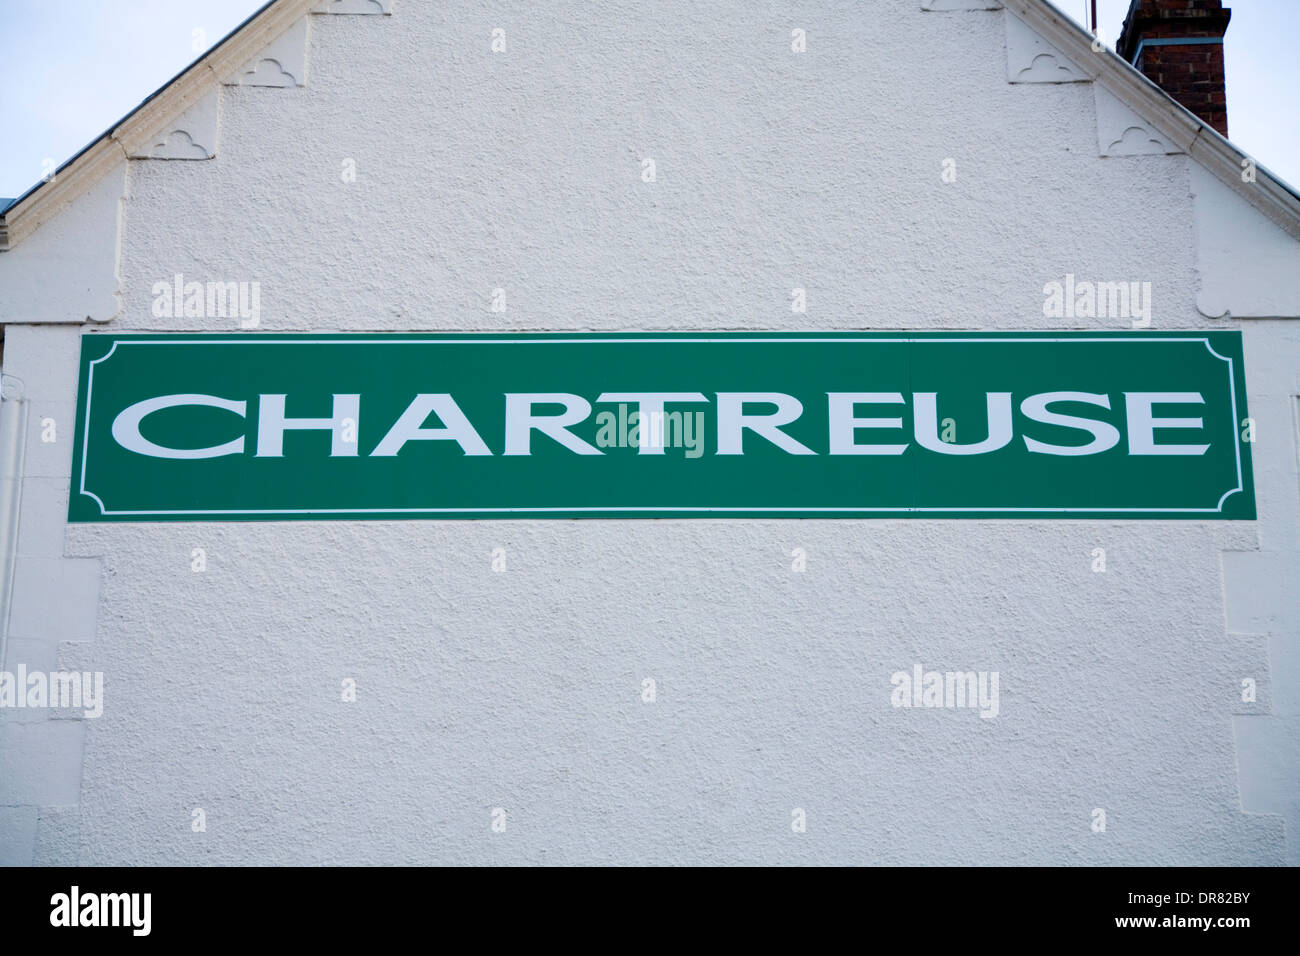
[1116,0,1231,137]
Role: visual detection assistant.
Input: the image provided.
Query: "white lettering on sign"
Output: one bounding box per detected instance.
[111,394,247,460]
[827,393,908,455]
[504,393,602,456]
[716,393,817,455]
[1020,392,1120,456]
[106,391,1212,459]
[1124,393,1210,455]
[371,394,492,456]
[914,393,1013,455]
[595,393,709,454]
[255,394,360,457]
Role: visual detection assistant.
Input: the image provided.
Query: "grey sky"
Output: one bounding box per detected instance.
[1,0,1296,200]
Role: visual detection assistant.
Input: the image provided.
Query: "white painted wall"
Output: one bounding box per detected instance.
[1,0,1297,865]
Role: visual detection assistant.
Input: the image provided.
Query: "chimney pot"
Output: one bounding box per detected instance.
[1116,0,1232,136]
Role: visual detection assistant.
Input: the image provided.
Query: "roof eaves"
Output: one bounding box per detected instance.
[0,0,316,252]
[4,0,1298,249]
[1007,0,1300,241]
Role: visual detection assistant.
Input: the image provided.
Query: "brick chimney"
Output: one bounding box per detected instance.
[1116,0,1231,137]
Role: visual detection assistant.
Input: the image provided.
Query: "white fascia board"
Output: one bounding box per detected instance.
[0,0,319,252]
[1003,0,1300,241]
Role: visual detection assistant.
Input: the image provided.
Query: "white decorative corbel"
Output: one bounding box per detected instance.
[1095,85,1180,156]
[922,0,1002,10]
[313,0,393,13]
[126,88,220,160]
[1006,11,1090,83]
[224,16,309,87]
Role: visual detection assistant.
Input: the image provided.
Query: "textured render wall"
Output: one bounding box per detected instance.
[1,0,1297,864]
[121,2,1208,333]
[1230,321,1300,866]
[0,167,126,325]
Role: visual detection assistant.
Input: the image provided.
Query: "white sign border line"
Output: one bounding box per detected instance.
[77,336,1246,517]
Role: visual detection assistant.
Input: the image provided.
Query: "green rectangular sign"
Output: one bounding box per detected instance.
[69,331,1255,521]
